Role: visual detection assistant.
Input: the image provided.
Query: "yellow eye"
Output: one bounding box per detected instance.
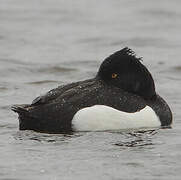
[112,73,117,79]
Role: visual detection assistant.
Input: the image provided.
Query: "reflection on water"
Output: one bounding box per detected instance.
[13,130,77,143]
[114,130,157,148]
[13,129,159,148]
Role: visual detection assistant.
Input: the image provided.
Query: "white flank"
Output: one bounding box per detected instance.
[72,105,161,131]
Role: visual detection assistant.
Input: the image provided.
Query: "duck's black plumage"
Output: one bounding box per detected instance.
[11,47,172,133]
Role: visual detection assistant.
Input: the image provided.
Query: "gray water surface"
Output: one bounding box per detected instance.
[0,0,181,179]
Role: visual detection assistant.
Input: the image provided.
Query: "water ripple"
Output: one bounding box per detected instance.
[114,129,158,148]
[13,130,82,144]
[27,80,61,85]
[35,66,77,74]
[111,37,173,48]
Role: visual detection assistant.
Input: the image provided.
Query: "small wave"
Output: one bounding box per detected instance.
[165,76,181,81]
[78,37,105,44]
[0,87,8,92]
[172,66,181,72]
[141,9,179,18]
[0,58,34,66]
[0,105,11,110]
[27,80,61,85]
[36,66,77,74]
[111,37,172,48]
[13,130,81,144]
[0,35,5,40]
[113,129,158,148]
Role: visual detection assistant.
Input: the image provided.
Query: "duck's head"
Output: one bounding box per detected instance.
[97,47,156,100]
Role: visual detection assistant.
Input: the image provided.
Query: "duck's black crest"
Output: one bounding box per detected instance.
[101,47,143,67]
[118,47,143,61]
[98,47,156,100]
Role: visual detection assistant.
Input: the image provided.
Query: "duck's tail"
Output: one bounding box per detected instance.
[11,104,29,114]
[11,104,70,133]
[11,104,37,130]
